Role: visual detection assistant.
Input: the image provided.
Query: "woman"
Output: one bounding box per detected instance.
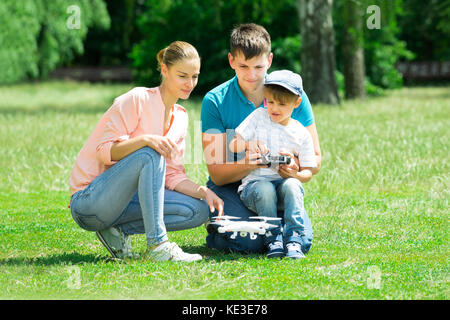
[69,41,224,262]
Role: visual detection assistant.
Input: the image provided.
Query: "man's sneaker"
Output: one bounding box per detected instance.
[266,241,284,259]
[96,227,137,259]
[285,242,306,259]
[145,241,202,262]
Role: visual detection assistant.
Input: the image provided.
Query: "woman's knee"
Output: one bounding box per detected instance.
[165,195,209,229]
[133,147,165,170]
[181,199,209,227]
[195,199,210,226]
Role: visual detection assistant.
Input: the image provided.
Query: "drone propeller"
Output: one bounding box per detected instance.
[211,215,241,221]
[249,216,281,221]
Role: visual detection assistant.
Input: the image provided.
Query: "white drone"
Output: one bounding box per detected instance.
[210,215,281,240]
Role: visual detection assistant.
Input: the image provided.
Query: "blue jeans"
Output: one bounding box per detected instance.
[70,147,209,246]
[240,178,309,246]
[205,178,313,254]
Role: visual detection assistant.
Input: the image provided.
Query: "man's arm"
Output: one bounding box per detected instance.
[228,134,246,154]
[304,123,322,174]
[202,132,264,186]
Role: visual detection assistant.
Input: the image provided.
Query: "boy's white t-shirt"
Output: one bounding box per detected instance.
[235,107,317,193]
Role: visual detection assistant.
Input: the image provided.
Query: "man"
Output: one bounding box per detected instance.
[201,23,321,254]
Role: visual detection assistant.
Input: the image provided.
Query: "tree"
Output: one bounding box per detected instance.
[0,0,110,84]
[297,0,340,105]
[342,0,366,99]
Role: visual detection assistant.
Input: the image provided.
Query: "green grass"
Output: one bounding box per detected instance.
[0,81,448,299]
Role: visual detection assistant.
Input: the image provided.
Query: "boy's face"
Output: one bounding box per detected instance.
[264,91,301,126]
[228,51,273,94]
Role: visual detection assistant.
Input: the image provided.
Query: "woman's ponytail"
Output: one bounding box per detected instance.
[156,47,168,71]
[156,41,200,73]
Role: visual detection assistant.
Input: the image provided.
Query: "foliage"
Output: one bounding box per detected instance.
[0,0,110,84]
[130,0,300,94]
[334,0,414,91]
[130,0,423,95]
[398,0,450,61]
[2,0,448,94]
[73,0,141,66]
[362,0,415,89]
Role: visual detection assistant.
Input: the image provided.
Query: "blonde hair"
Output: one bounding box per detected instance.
[156,41,200,71]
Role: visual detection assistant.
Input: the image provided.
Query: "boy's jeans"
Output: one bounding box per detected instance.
[70,147,209,247]
[240,178,308,246]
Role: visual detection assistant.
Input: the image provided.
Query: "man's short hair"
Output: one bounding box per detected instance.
[230,23,271,59]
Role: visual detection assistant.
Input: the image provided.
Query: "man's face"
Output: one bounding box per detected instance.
[228,51,273,94]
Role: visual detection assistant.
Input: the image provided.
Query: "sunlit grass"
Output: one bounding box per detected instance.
[0,81,448,299]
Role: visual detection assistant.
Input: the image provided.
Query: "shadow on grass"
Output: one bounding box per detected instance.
[0,251,105,266]
[0,247,264,266]
[181,244,265,262]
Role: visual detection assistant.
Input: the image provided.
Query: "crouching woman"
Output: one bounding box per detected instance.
[69,41,223,262]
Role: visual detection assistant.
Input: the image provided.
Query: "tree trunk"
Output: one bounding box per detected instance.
[342,0,366,99]
[298,0,340,105]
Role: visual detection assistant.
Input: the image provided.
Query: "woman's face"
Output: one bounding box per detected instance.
[161,58,201,100]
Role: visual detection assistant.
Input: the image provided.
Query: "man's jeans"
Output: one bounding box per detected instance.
[206,178,313,254]
[240,178,308,246]
[70,147,209,246]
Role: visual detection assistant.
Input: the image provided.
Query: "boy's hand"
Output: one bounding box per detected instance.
[278,149,299,178]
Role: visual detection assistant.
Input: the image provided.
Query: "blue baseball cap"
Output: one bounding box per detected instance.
[264,70,303,96]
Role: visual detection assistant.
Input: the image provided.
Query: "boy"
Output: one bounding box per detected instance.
[201,23,322,254]
[229,70,317,259]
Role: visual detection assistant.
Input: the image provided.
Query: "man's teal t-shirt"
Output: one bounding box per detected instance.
[201,76,315,161]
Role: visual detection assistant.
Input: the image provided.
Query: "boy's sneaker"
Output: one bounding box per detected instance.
[266,241,284,259]
[145,241,202,262]
[285,242,306,259]
[96,227,137,259]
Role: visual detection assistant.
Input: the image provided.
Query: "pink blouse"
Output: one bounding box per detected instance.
[69,87,189,196]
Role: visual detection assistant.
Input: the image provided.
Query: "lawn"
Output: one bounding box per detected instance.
[0,81,448,299]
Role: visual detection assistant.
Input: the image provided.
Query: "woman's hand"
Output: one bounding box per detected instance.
[144,134,179,159]
[204,188,224,217]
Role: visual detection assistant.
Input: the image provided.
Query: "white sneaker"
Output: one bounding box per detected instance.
[145,241,202,262]
[96,227,138,259]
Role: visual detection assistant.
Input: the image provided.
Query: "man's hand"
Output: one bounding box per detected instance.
[246,140,270,156]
